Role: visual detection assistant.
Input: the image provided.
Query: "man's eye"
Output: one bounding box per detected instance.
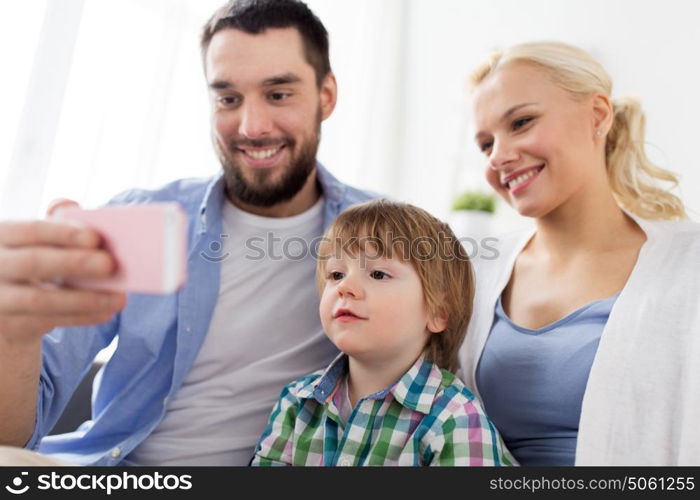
[512,116,534,130]
[218,96,240,106]
[370,270,388,280]
[269,92,291,102]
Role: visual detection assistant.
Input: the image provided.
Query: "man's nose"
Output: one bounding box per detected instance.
[238,100,273,139]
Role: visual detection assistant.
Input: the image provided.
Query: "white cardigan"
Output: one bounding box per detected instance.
[458,215,700,465]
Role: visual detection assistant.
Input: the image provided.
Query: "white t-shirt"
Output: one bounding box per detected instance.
[127,196,338,465]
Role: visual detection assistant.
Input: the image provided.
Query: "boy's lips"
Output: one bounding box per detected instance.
[333,308,368,321]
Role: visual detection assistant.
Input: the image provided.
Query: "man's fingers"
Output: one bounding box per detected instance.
[0,284,126,315]
[47,198,80,217]
[0,247,116,282]
[0,220,100,248]
[0,312,120,338]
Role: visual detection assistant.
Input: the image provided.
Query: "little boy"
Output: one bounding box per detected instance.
[251,199,514,466]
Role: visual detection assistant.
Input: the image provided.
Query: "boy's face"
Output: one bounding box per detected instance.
[319,248,445,366]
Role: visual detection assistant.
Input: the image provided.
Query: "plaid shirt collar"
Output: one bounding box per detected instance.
[294,352,440,415]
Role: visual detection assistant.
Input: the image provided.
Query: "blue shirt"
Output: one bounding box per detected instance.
[27,164,376,465]
[475,293,619,466]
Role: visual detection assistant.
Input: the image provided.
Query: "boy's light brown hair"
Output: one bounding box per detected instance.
[316,199,474,372]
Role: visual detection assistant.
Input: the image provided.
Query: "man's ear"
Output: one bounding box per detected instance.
[319,72,337,121]
[591,92,613,138]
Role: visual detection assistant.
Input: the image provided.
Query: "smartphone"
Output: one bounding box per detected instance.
[55,203,187,294]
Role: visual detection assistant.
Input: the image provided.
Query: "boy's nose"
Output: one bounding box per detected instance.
[337,276,363,299]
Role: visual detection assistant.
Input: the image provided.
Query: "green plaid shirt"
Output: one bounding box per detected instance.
[251,354,516,466]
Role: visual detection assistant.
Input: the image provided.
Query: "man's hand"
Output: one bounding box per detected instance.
[0,200,126,346]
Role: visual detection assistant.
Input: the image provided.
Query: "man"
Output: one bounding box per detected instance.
[0,0,375,465]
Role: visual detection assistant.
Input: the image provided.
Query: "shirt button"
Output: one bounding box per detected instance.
[111,447,121,458]
[338,457,352,466]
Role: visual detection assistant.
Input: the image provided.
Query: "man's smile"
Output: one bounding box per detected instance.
[236,144,287,168]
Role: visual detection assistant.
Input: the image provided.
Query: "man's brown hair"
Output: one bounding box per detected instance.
[201,0,331,86]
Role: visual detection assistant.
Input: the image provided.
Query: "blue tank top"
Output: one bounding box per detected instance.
[475,293,619,466]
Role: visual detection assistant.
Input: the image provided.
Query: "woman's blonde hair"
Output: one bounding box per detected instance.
[316,199,474,372]
[470,41,686,220]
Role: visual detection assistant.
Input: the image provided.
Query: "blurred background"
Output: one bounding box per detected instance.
[1,0,698,234]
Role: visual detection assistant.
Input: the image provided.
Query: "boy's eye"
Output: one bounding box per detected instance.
[370,270,388,280]
[328,271,344,281]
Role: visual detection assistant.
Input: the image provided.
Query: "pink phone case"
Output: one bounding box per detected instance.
[55,203,187,294]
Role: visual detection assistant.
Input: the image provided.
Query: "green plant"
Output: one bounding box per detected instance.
[452,191,496,214]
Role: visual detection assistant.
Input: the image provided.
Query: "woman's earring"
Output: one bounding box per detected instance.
[595,129,603,136]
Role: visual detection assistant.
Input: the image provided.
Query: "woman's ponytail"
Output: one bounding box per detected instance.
[606,97,686,219]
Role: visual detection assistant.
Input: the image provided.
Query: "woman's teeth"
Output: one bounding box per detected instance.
[508,168,540,190]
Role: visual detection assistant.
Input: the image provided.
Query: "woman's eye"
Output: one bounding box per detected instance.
[479,141,493,153]
[512,116,534,130]
[328,271,344,280]
[370,270,388,280]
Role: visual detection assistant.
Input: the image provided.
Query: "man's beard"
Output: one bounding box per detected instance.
[218,115,321,208]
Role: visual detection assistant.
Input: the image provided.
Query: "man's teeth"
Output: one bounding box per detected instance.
[508,169,539,190]
[245,148,280,160]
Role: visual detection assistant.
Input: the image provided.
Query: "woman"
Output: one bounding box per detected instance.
[458,41,700,466]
